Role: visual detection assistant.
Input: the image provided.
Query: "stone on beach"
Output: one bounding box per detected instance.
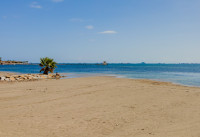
[0,76,6,81]
[0,73,63,82]
[10,77,16,81]
[5,78,10,81]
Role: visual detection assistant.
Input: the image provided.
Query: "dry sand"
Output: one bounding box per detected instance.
[0,76,200,137]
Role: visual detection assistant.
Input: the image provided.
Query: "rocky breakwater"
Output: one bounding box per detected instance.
[0,73,62,82]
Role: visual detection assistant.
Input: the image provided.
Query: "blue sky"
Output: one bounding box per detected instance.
[0,0,200,63]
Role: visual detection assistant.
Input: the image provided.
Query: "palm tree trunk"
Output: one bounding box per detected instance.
[43,67,49,75]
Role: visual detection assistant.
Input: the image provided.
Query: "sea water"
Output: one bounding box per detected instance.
[0,63,200,87]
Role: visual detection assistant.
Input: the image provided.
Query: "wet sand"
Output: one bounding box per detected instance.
[0,76,200,137]
[0,72,17,76]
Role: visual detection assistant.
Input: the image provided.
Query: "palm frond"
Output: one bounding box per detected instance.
[39,57,57,74]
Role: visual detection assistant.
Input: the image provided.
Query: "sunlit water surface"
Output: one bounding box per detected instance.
[1,64,200,87]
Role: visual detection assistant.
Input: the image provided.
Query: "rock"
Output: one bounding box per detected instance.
[40,75,48,79]
[0,77,6,81]
[10,77,16,81]
[56,76,61,79]
[5,78,10,81]
[1,73,62,82]
[27,76,32,80]
[18,78,23,81]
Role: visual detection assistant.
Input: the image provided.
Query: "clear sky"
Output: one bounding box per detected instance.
[0,0,200,63]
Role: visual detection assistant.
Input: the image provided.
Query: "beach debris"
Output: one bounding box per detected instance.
[0,73,63,82]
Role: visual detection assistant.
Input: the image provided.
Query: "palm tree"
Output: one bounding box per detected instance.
[39,57,57,75]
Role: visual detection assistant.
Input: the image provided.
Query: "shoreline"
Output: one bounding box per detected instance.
[0,71,199,88]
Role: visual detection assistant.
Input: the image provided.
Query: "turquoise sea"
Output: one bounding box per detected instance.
[1,63,200,87]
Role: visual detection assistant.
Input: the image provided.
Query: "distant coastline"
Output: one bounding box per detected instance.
[0,61,29,65]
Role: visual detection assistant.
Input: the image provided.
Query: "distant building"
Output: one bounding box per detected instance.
[0,60,29,65]
[22,61,29,64]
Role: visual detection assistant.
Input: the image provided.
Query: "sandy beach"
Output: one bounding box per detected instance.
[0,76,200,137]
[0,72,17,76]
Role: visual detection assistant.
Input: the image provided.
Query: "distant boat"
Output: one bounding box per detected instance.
[103,61,107,65]
[95,61,108,66]
[140,62,146,64]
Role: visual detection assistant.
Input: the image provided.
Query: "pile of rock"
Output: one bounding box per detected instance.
[0,74,62,82]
